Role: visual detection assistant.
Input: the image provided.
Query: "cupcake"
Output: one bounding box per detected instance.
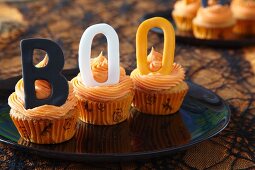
[72,53,134,125]
[172,0,200,31]
[8,57,78,144]
[192,3,236,39]
[231,0,255,35]
[73,24,134,125]
[131,48,188,115]
[132,17,188,115]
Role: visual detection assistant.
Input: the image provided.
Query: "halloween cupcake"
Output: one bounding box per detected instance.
[72,24,134,125]
[231,0,255,35]
[192,2,235,39]
[8,57,78,144]
[172,0,200,31]
[131,17,188,115]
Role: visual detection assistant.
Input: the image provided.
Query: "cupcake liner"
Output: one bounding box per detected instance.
[233,19,255,35]
[77,93,134,125]
[193,24,234,39]
[132,83,188,115]
[10,108,78,144]
[172,14,193,31]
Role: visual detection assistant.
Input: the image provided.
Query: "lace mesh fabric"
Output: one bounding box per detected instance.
[0,0,254,169]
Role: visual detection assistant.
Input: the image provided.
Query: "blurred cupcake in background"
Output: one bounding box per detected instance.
[231,0,255,35]
[172,0,200,31]
[0,4,27,50]
[192,0,235,39]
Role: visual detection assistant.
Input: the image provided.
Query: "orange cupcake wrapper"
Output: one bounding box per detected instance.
[77,93,134,125]
[172,14,193,31]
[10,109,78,144]
[132,87,188,115]
[192,24,234,39]
[233,19,255,35]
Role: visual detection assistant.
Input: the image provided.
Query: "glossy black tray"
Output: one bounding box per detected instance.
[0,70,230,162]
[142,10,255,48]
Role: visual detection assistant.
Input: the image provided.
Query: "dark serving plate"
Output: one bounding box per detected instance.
[0,69,230,162]
[142,10,255,48]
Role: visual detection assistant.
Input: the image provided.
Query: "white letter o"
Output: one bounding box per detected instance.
[79,24,120,87]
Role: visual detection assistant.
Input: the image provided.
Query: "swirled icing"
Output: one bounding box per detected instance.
[193,5,235,27]
[147,47,162,72]
[131,48,185,91]
[89,52,126,83]
[72,53,133,101]
[172,0,200,18]
[231,0,255,20]
[8,56,77,119]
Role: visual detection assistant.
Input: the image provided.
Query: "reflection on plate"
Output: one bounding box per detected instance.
[142,10,255,48]
[0,82,230,162]
[129,110,191,151]
[75,120,130,153]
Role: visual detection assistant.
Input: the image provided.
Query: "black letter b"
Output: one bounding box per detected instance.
[21,38,69,109]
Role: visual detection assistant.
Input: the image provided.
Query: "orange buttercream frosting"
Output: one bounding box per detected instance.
[193,5,235,27]
[90,52,126,83]
[173,0,200,18]
[131,48,185,91]
[147,47,162,72]
[8,56,77,119]
[231,0,255,20]
[72,53,133,101]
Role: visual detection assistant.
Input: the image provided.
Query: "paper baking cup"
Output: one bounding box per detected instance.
[233,19,255,35]
[193,24,234,39]
[172,14,193,31]
[10,108,78,144]
[132,86,188,115]
[77,93,134,125]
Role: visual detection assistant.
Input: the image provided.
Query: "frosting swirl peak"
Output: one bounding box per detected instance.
[90,52,126,83]
[147,47,162,72]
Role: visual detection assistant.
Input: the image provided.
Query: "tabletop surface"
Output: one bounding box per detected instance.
[0,0,254,169]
